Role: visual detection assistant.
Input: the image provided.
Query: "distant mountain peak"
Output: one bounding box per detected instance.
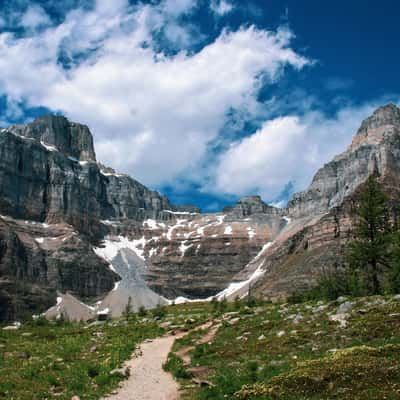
[350,103,400,151]
[9,114,97,162]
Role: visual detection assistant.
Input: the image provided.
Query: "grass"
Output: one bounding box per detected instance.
[0,302,212,400]
[2,296,400,399]
[0,317,163,400]
[165,295,400,400]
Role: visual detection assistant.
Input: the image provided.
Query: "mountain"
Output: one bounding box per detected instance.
[0,115,283,320]
[250,103,400,298]
[1,104,399,321]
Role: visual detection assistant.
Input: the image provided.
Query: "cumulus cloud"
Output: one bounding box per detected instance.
[210,0,234,16]
[20,4,52,30]
[0,0,309,187]
[215,101,395,201]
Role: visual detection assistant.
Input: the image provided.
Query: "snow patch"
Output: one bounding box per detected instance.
[144,219,159,230]
[40,141,58,152]
[94,235,148,262]
[247,227,256,239]
[224,225,233,234]
[283,216,291,224]
[35,237,44,244]
[163,210,199,215]
[215,260,265,300]
[101,220,121,226]
[179,240,193,257]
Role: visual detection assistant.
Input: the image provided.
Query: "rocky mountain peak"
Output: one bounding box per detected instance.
[349,103,400,151]
[226,195,280,218]
[9,115,96,161]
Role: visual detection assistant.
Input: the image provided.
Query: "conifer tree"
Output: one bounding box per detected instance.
[347,175,391,294]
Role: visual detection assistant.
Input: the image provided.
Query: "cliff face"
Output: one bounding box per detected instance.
[1,104,400,320]
[0,116,197,236]
[287,104,400,219]
[0,115,201,320]
[252,104,400,299]
[98,195,286,300]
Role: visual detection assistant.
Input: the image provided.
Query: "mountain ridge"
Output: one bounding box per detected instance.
[1,104,399,321]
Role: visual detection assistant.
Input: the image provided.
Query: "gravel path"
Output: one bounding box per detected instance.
[102,335,180,400]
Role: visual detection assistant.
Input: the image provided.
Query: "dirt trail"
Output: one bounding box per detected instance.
[102,322,219,400]
[101,335,181,400]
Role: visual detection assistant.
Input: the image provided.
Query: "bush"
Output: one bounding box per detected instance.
[138,306,147,317]
[163,354,192,379]
[152,303,167,319]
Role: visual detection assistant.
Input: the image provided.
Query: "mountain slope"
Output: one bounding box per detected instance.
[1,104,400,321]
[251,103,400,298]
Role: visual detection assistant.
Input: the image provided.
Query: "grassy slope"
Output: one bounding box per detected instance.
[167,296,400,400]
[1,297,400,399]
[0,303,212,400]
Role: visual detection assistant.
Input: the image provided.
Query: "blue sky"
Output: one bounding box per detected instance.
[0,0,399,211]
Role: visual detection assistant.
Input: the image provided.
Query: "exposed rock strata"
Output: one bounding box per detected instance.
[253,104,400,298]
[1,104,400,320]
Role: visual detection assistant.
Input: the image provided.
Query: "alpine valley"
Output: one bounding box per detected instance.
[1,104,400,322]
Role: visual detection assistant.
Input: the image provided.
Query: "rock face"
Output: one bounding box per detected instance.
[1,104,400,320]
[0,116,198,236]
[0,115,200,320]
[0,215,117,321]
[253,103,400,299]
[287,104,400,219]
[9,116,96,162]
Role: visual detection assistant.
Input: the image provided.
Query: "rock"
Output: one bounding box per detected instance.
[71,396,80,400]
[337,301,353,314]
[313,305,328,313]
[337,296,348,303]
[329,314,349,328]
[110,366,130,377]
[292,314,303,324]
[258,334,266,340]
[277,330,285,337]
[2,325,19,330]
[2,104,400,321]
[393,294,400,301]
[253,104,400,300]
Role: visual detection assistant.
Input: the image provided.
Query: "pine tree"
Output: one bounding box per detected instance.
[347,175,391,294]
[123,296,133,320]
[387,230,400,293]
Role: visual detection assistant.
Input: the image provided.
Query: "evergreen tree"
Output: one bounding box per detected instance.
[347,175,391,294]
[386,230,400,293]
[123,296,133,320]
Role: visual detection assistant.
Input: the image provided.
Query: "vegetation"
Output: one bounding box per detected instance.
[0,301,212,400]
[0,317,163,400]
[292,176,400,302]
[165,295,400,400]
[2,294,400,399]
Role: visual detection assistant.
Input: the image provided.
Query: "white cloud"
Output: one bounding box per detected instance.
[210,0,234,16]
[20,5,51,30]
[215,101,394,201]
[0,1,309,188]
